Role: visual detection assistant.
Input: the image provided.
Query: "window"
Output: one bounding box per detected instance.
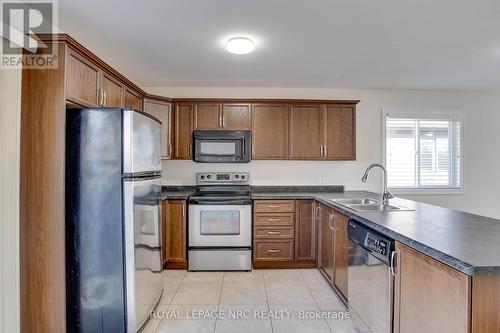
[384,112,462,191]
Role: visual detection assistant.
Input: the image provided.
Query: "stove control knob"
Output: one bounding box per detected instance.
[201,175,205,180]
[235,174,240,179]
[241,175,246,179]
[207,175,211,179]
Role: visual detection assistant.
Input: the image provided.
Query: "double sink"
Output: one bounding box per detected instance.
[331,198,413,212]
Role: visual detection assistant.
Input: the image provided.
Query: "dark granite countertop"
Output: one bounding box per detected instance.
[160,186,196,200]
[252,189,500,276]
[161,184,500,275]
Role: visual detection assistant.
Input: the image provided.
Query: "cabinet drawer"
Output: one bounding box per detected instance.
[254,226,294,239]
[254,213,294,226]
[254,200,295,213]
[254,240,294,261]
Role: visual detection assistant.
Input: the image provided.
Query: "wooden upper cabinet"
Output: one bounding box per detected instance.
[144,99,172,159]
[324,106,356,160]
[295,200,316,262]
[393,241,470,333]
[124,88,143,111]
[223,103,251,130]
[100,72,123,107]
[173,102,194,159]
[65,48,100,107]
[193,103,223,130]
[289,105,323,159]
[332,210,348,299]
[251,104,289,159]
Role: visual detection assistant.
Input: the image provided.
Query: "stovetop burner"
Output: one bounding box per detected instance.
[189,172,251,205]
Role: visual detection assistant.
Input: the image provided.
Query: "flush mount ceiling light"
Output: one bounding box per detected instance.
[225,37,255,54]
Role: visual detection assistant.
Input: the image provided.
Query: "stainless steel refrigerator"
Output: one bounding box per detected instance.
[66,108,163,332]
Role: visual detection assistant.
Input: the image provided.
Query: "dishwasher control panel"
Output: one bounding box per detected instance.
[348,219,394,265]
[365,233,388,255]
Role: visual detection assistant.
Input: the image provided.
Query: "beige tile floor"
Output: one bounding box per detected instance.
[142,269,366,333]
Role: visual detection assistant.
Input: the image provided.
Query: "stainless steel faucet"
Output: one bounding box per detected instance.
[362,163,394,205]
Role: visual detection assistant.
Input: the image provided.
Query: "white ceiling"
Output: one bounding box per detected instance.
[59,0,500,90]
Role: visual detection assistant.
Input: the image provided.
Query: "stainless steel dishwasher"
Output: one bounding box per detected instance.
[347,219,395,333]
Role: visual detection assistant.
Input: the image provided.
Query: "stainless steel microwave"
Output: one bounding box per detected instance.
[193,131,251,163]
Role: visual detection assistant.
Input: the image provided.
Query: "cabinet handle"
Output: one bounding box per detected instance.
[97,89,102,106]
[390,251,398,276]
[268,218,281,221]
[219,115,223,128]
[189,145,192,158]
[267,249,281,253]
[169,145,172,157]
[223,116,225,128]
[268,205,280,208]
[323,145,327,157]
[328,213,335,231]
[102,90,107,107]
[315,206,320,219]
[268,231,281,235]
[182,204,185,217]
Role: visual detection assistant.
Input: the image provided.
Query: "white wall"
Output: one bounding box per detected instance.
[146,86,500,219]
[0,48,22,332]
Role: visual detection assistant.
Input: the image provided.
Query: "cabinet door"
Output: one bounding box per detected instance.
[161,200,169,265]
[251,104,289,159]
[100,72,123,107]
[144,100,172,159]
[143,99,159,118]
[333,211,348,299]
[158,103,172,159]
[289,105,323,159]
[324,106,356,160]
[394,242,470,333]
[223,103,251,130]
[124,88,143,111]
[173,103,193,159]
[164,200,187,268]
[65,49,100,107]
[295,200,315,262]
[318,204,334,283]
[193,103,223,130]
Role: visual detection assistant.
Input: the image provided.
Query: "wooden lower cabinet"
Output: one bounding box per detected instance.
[317,203,349,301]
[332,210,348,299]
[162,200,187,269]
[472,276,500,332]
[253,199,316,268]
[393,241,471,333]
[318,203,335,282]
[295,200,316,261]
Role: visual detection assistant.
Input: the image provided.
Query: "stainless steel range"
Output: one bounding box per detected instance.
[188,172,252,271]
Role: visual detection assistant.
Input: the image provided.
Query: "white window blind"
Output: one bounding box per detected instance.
[385,114,462,190]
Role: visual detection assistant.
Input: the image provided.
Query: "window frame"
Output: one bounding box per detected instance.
[382,110,464,195]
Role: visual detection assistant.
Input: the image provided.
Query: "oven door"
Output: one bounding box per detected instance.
[189,204,252,247]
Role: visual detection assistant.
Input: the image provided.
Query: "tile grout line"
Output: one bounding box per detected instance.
[261,270,275,333]
[213,272,225,333]
[153,270,187,333]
